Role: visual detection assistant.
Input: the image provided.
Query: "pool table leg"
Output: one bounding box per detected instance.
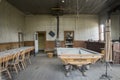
[79,65,87,77]
[64,64,88,77]
[65,64,72,77]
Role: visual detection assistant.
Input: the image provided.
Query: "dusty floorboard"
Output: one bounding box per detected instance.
[2,53,120,80]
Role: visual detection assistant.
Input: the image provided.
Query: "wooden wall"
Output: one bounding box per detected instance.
[0,41,34,51]
[0,42,19,51]
[45,41,55,49]
[1,40,107,53]
[45,40,86,49]
[23,40,86,49]
[24,41,34,46]
[74,41,86,48]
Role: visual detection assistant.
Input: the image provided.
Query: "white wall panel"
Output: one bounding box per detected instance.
[111,15,120,40]
[25,15,57,41]
[99,14,120,40]
[25,14,99,41]
[0,0,25,43]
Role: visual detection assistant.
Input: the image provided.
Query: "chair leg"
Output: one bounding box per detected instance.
[17,63,21,71]
[21,62,25,70]
[28,58,31,64]
[14,64,18,74]
[6,69,12,79]
[23,61,26,68]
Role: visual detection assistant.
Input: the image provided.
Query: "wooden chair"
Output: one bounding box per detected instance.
[0,56,12,79]
[19,51,26,70]
[25,49,32,65]
[8,53,21,74]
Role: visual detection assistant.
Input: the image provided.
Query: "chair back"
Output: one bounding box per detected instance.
[20,51,26,61]
[1,55,10,69]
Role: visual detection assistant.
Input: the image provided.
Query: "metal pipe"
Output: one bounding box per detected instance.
[56,15,59,38]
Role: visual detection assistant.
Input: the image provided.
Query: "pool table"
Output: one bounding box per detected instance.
[57,48,103,76]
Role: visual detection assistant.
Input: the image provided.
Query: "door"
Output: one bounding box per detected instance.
[38,32,46,50]
[18,32,24,47]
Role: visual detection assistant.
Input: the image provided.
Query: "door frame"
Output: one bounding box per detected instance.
[37,31,46,50]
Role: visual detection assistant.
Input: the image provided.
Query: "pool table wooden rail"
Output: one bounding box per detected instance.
[59,54,103,66]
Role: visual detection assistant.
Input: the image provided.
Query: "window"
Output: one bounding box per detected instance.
[100,24,105,41]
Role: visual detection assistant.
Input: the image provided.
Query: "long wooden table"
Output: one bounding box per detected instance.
[0,47,34,58]
[0,46,34,79]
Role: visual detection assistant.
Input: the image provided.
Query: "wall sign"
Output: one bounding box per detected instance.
[49,31,55,37]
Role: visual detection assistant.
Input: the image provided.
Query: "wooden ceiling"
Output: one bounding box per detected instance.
[7,0,120,15]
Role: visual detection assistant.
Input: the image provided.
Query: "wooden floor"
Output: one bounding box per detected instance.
[3,53,120,80]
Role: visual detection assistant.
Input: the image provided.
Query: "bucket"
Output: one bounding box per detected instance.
[47,53,53,58]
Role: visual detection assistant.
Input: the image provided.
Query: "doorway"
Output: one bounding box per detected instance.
[38,31,46,51]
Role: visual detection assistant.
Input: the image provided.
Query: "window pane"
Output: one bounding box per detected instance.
[101,33,104,41]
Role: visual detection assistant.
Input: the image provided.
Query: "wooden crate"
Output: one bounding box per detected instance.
[113,52,120,64]
[113,42,120,64]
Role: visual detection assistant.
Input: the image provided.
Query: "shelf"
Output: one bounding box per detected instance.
[64,31,74,48]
